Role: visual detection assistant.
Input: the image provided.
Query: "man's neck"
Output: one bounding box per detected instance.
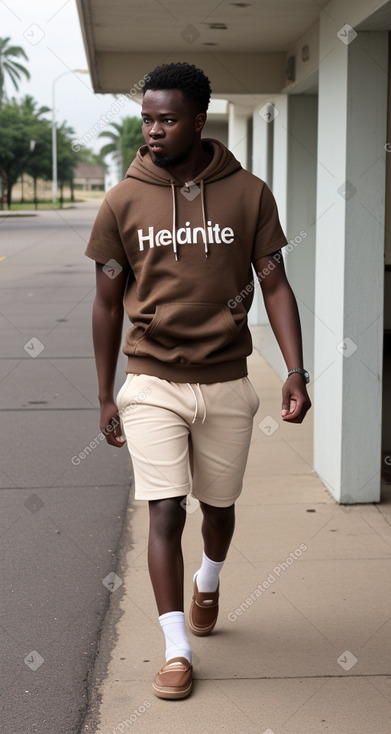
[165,142,212,183]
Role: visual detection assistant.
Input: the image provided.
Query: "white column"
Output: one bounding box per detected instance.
[285,95,318,378]
[252,100,269,182]
[271,95,288,233]
[314,25,388,503]
[227,102,253,170]
[249,96,288,362]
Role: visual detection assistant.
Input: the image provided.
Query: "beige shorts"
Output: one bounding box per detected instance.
[116,374,259,507]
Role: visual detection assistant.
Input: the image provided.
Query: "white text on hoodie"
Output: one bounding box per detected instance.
[137,221,235,251]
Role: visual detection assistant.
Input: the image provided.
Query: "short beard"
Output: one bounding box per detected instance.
[151,144,193,169]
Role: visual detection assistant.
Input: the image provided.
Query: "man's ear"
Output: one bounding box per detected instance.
[195,112,207,133]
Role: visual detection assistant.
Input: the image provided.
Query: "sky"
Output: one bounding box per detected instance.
[0,0,142,162]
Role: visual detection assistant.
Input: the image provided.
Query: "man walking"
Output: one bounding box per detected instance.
[86,62,311,699]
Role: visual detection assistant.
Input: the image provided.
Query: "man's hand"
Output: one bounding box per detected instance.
[100,399,126,447]
[92,260,131,448]
[281,373,311,423]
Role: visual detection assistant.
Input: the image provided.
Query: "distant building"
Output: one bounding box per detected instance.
[73,163,105,191]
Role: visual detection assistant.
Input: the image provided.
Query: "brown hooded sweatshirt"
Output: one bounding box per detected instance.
[85,139,287,383]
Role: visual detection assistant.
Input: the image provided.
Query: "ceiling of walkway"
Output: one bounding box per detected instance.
[77,0,329,94]
[79,0,329,54]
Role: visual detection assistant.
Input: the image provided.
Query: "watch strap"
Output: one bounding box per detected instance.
[287,368,310,383]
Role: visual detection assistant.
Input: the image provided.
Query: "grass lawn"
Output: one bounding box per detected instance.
[1,200,84,211]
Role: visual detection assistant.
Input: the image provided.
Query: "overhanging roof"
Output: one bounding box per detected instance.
[76,0,329,96]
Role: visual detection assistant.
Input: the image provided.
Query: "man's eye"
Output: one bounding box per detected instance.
[164,118,175,123]
[142,118,151,124]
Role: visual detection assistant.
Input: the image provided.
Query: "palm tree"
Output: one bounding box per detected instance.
[99,117,144,177]
[19,95,51,205]
[19,94,50,119]
[0,37,30,107]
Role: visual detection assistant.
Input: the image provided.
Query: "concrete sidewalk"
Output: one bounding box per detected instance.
[83,351,391,734]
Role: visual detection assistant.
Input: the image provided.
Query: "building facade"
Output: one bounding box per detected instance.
[77,0,391,503]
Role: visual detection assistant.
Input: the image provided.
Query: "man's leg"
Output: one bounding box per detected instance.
[200,501,235,563]
[148,496,186,614]
[188,378,259,615]
[148,497,193,669]
[188,502,235,636]
[196,501,235,589]
[118,376,197,697]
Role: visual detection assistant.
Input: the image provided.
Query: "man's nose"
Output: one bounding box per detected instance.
[150,121,163,136]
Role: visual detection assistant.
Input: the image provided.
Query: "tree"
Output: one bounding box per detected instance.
[24,127,52,209]
[0,37,30,107]
[0,96,52,208]
[57,122,77,205]
[99,117,144,177]
[19,94,50,120]
[19,96,51,206]
[0,94,88,209]
[0,96,81,209]
[0,100,31,208]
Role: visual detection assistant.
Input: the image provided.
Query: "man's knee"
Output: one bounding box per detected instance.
[200,501,235,527]
[149,496,186,539]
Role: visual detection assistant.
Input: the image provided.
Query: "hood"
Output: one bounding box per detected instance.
[124,139,241,261]
[125,138,241,185]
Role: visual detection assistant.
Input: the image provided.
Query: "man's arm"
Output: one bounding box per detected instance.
[254,251,311,423]
[92,261,131,446]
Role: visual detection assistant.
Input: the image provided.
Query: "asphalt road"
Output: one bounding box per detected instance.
[0,203,132,733]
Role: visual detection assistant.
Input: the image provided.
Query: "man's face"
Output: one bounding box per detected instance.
[141,89,205,168]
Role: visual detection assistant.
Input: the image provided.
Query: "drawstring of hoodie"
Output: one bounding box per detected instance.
[170,179,208,261]
[187,383,207,424]
[170,181,178,261]
[199,179,208,258]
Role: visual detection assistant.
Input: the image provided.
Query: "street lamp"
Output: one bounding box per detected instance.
[52,68,89,203]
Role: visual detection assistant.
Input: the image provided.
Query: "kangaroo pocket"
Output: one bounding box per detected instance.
[127,302,249,365]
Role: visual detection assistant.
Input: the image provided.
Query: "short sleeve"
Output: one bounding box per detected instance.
[252,184,287,262]
[85,199,129,268]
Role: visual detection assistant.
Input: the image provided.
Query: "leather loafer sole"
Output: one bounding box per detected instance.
[152,657,193,700]
[188,577,219,636]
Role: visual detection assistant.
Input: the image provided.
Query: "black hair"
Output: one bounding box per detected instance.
[143,62,212,113]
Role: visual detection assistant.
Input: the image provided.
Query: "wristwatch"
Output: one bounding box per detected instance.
[287,368,310,384]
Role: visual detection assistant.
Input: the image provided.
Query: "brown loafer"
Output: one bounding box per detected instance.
[152,657,193,700]
[188,576,219,636]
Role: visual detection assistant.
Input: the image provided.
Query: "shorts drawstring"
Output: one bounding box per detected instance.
[187,383,207,424]
[197,383,207,424]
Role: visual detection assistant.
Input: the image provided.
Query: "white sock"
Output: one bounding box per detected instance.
[195,551,225,592]
[159,611,192,663]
